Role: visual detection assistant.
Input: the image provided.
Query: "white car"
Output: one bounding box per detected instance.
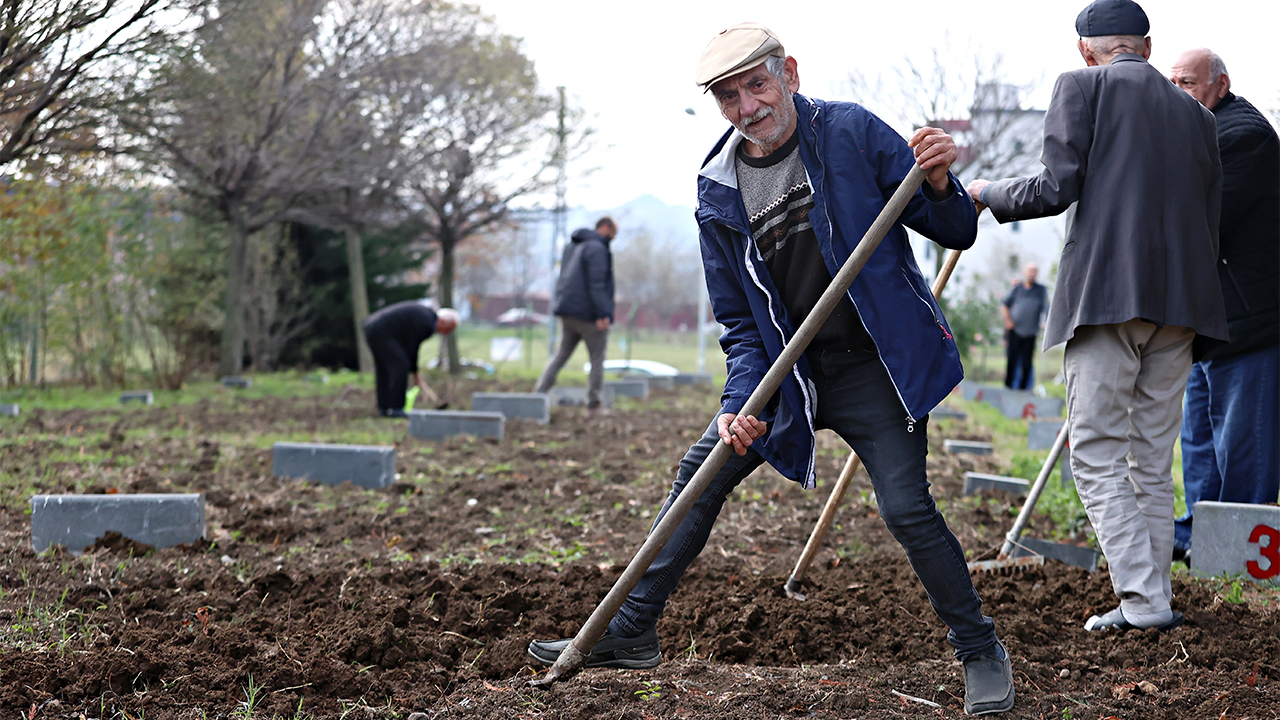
[583,359,680,377]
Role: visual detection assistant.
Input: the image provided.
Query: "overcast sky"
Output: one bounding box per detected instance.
[472,0,1279,210]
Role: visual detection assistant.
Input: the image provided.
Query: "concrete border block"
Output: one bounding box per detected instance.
[963,473,1030,496]
[1027,421,1063,450]
[1191,501,1280,586]
[409,410,504,441]
[993,391,1064,419]
[674,374,713,386]
[305,373,330,385]
[1010,536,1100,572]
[31,494,205,554]
[221,376,252,389]
[931,405,967,421]
[471,392,551,423]
[549,386,614,408]
[645,376,675,391]
[120,391,154,405]
[604,379,649,399]
[944,439,993,456]
[961,382,1003,402]
[272,442,396,489]
[1,403,18,417]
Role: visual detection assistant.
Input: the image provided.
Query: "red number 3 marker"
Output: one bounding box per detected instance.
[1246,524,1279,581]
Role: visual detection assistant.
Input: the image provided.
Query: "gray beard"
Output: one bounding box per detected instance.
[737,90,794,152]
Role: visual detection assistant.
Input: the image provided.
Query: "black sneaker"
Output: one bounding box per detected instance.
[963,641,1014,715]
[383,408,409,419]
[527,628,662,670]
[1172,546,1190,565]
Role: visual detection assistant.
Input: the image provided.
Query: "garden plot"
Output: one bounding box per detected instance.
[0,380,1275,720]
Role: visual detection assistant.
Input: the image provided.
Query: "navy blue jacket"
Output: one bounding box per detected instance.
[1200,93,1279,361]
[695,94,977,486]
[553,228,615,323]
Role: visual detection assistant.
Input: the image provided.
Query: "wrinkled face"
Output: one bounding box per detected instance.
[1170,52,1226,109]
[710,60,798,154]
[1024,264,1038,285]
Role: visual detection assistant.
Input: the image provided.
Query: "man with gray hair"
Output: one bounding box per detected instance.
[968,0,1226,633]
[531,21,1015,716]
[362,302,458,417]
[1169,48,1280,563]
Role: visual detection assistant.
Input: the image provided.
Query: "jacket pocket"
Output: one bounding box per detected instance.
[901,269,950,340]
[1221,258,1250,311]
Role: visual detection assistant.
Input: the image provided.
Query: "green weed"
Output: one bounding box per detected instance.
[635,680,663,702]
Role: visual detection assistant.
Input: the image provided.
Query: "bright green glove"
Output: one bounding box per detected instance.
[405,386,420,411]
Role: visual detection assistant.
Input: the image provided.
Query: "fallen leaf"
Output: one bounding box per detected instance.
[1137,680,1158,694]
[482,681,510,692]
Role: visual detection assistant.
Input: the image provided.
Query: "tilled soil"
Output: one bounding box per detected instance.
[0,381,1276,719]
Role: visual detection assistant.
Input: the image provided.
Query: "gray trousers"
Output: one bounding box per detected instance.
[1064,320,1194,623]
[535,315,608,407]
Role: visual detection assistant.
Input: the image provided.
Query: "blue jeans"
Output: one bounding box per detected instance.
[1006,331,1036,390]
[1176,344,1280,552]
[609,347,998,660]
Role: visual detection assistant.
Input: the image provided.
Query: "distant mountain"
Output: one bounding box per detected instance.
[571,194,699,253]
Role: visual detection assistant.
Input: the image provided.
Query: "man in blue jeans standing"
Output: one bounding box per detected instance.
[1169,47,1280,561]
[1001,263,1048,390]
[529,23,1014,716]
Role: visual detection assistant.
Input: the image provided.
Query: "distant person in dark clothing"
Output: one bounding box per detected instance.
[362,303,459,418]
[1170,48,1280,562]
[1001,263,1048,389]
[534,216,617,409]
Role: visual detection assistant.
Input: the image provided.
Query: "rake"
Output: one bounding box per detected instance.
[965,418,1100,573]
[528,163,930,687]
[783,247,962,600]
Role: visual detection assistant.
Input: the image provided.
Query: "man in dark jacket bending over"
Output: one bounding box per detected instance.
[534,216,617,409]
[529,23,1013,716]
[1169,47,1280,561]
[362,302,458,418]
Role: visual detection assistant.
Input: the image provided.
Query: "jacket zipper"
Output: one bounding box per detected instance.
[808,102,917,432]
[903,269,952,340]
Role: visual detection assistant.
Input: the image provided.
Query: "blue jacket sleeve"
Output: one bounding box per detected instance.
[699,217,772,421]
[864,111,978,249]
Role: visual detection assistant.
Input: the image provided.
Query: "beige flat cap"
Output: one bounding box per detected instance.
[695,22,785,91]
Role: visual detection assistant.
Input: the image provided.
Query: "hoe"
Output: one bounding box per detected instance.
[529,163,930,686]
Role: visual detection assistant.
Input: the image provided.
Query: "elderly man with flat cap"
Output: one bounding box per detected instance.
[530,22,1015,716]
[968,0,1226,633]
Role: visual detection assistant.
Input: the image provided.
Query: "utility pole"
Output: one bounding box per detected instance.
[549,86,567,356]
[686,107,710,376]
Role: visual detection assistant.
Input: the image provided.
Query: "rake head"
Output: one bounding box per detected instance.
[966,554,1045,575]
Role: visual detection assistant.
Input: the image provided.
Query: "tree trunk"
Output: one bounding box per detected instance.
[219,219,250,377]
[439,237,461,374]
[345,227,374,374]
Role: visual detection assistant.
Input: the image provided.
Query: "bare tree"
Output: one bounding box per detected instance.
[0,0,191,169]
[396,5,590,372]
[120,0,418,376]
[613,229,701,331]
[845,36,1042,273]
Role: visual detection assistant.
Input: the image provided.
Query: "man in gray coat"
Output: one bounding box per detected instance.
[967,0,1226,633]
